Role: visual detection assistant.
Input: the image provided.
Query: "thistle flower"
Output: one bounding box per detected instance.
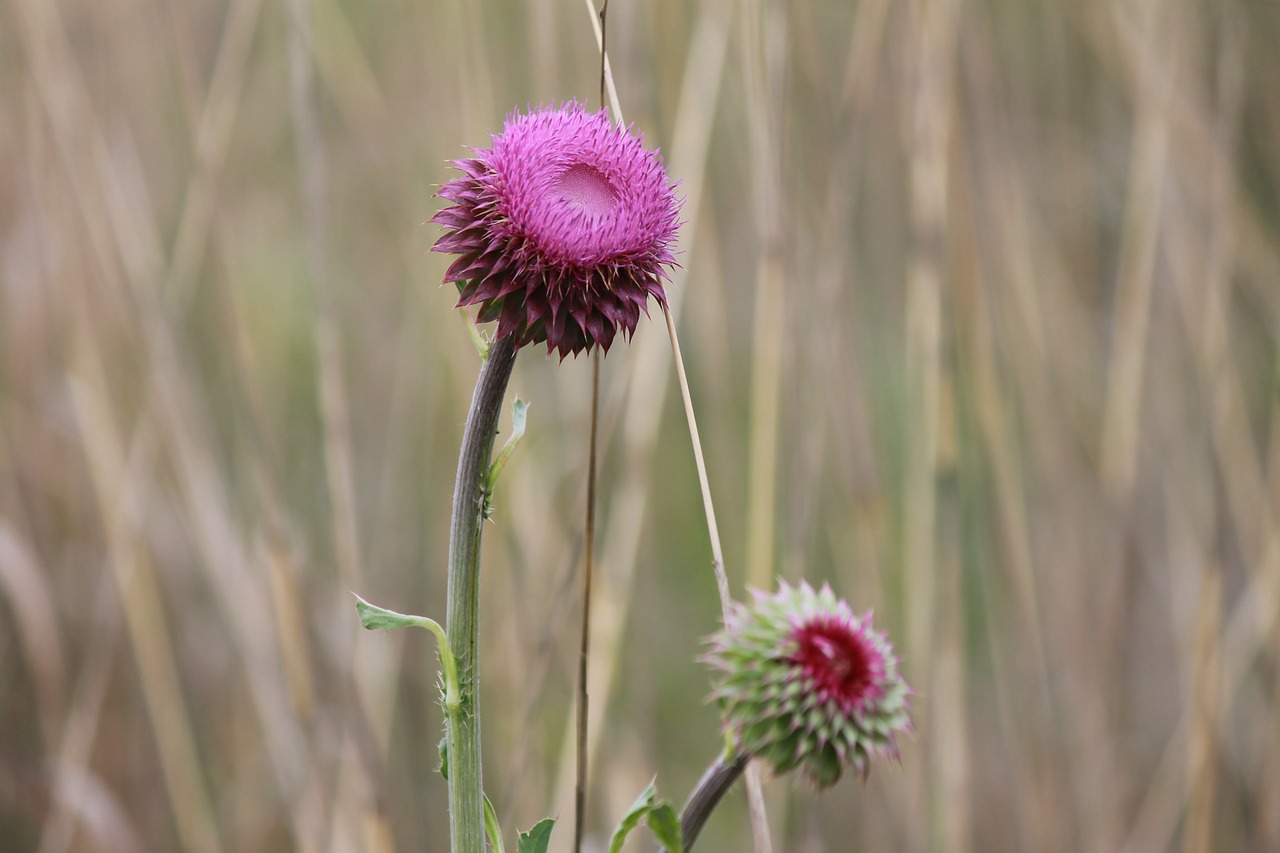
[431,103,681,358]
[704,582,911,788]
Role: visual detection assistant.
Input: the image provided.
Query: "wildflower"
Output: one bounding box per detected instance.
[431,103,681,358]
[704,582,911,788]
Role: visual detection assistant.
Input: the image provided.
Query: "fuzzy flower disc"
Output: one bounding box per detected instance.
[704,582,912,788]
[431,103,681,358]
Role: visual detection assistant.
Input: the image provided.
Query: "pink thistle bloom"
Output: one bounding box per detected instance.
[704,581,912,788]
[431,103,682,358]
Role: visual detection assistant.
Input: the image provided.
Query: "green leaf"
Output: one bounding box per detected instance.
[354,594,459,709]
[355,595,437,632]
[437,737,449,781]
[487,398,529,492]
[609,782,683,853]
[516,818,555,853]
[459,307,490,360]
[484,793,506,853]
[647,803,682,853]
[609,782,657,853]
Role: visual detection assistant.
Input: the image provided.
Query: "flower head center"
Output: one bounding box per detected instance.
[554,163,618,218]
[792,617,882,708]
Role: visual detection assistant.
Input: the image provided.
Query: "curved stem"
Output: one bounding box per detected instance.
[678,752,750,851]
[446,334,518,853]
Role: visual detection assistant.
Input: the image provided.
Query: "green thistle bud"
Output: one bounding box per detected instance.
[704,582,912,788]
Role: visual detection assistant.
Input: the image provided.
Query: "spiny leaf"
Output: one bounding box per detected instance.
[516,818,555,853]
[484,793,505,853]
[608,782,657,853]
[460,307,490,360]
[355,595,437,632]
[354,594,458,709]
[608,781,683,853]
[488,397,529,491]
[647,803,682,853]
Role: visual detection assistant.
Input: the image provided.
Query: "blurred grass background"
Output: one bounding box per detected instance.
[2,0,1279,850]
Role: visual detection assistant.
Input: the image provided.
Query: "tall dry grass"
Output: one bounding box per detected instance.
[2,0,1278,850]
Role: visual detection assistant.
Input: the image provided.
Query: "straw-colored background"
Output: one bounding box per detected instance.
[2,0,1278,850]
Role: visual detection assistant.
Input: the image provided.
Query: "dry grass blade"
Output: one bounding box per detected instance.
[1098,0,1173,505]
[68,329,222,853]
[0,523,65,744]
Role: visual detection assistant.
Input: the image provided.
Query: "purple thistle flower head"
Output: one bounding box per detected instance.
[431,103,682,358]
[704,581,912,788]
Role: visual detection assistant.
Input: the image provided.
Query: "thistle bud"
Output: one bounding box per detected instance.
[704,582,912,788]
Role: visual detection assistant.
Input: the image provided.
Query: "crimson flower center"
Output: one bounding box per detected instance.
[792,620,878,706]
[554,163,618,217]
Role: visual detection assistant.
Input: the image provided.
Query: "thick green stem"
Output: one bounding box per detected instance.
[446,334,517,853]
[677,752,750,852]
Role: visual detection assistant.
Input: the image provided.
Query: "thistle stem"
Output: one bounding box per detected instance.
[446,333,518,853]
[574,351,601,853]
[677,752,750,851]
